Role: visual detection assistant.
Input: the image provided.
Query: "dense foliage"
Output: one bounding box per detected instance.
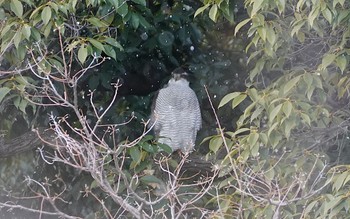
[0,0,204,131]
[1,0,350,218]
[0,0,240,218]
[203,0,350,218]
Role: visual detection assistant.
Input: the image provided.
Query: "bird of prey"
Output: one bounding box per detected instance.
[149,68,202,153]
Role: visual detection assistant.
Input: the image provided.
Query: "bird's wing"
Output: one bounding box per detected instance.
[148,90,161,134]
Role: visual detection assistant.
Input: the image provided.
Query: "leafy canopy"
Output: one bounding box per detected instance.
[198,0,350,218]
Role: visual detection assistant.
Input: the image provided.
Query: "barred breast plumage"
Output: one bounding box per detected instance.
[150,70,201,153]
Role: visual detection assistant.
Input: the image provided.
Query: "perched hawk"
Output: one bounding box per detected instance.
[149,68,202,153]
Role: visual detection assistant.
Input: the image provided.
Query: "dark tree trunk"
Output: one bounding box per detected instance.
[0,127,55,158]
[0,128,214,176]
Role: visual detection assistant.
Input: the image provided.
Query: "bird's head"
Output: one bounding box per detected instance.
[171,67,190,81]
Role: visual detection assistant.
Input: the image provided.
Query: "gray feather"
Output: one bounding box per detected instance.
[150,77,201,152]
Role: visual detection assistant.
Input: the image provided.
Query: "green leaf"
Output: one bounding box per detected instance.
[303,73,313,87]
[67,40,80,52]
[13,31,22,49]
[131,13,140,29]
[131,0,146,6]
[70,0,78,11]
[209,4,218,22]
[234,18,251,36]
[251,0,264,16]
[312,74,323,89]
[47,2,58,12]
[320,53,336,69]
[304,200,318,215]
[29,5,43,19]
[140,135,153,142]
[104,37,124,51]
[158,143,172,154]
[337,9,349,24]
[138,15,151,29]
[140,175,163,185]
[88,38,105,51]
[259,132,268,145]
[103,45,116,60]
[0,8,5,20]
[269,103,282,123]
[87,17,108,27]
[250,141,259,157]
[43,21,52,38]
[276,0,285,14]
[291,20,306,37]
[282,101,292,117]
[13,96,20,110]
[249,58,265,81]
[109,0,119,8]
[200,135,214,145]
[0,87,11,103]
[218,176,234,189]
[140,143,154,153]
[265,169,275,181]
[322,7,333,24]
[248,132,259,149]
[283,119,294,139]
[338,0,345,7]
[247,88,259,101]
[232,94,247,109]
[218,92,241,108]
[194,4,209,18]
[219,0,234,23]
[209,136,223,153]
[18,98,28,114]
[233,128,250,136]
[48,58,64,72]
[333,171,349,192]
[41,6,52,26]
[238,149,250,163]
[10,0,23,18]
[343,174,350,187]
[117,2,128,18]
[257,27,266,42]
[296,31,305,42]
[242,102,255,121]
[22,25,31,40]
[266,26,276,45]
[306,85,315,100]
[1,23,14,38]
[269,131,282,148]
[129,147,141,163]
[78,45,88,64]
[251,106,264,122]
[335,55,347,72]
[31,28,41,41]
[14,75,30,86]
[300,113,311,126]
[284,75,301,94]
[308,6,320,27]
[16,44,26,61]
[58,4,68,15]
[327,196,344,218]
